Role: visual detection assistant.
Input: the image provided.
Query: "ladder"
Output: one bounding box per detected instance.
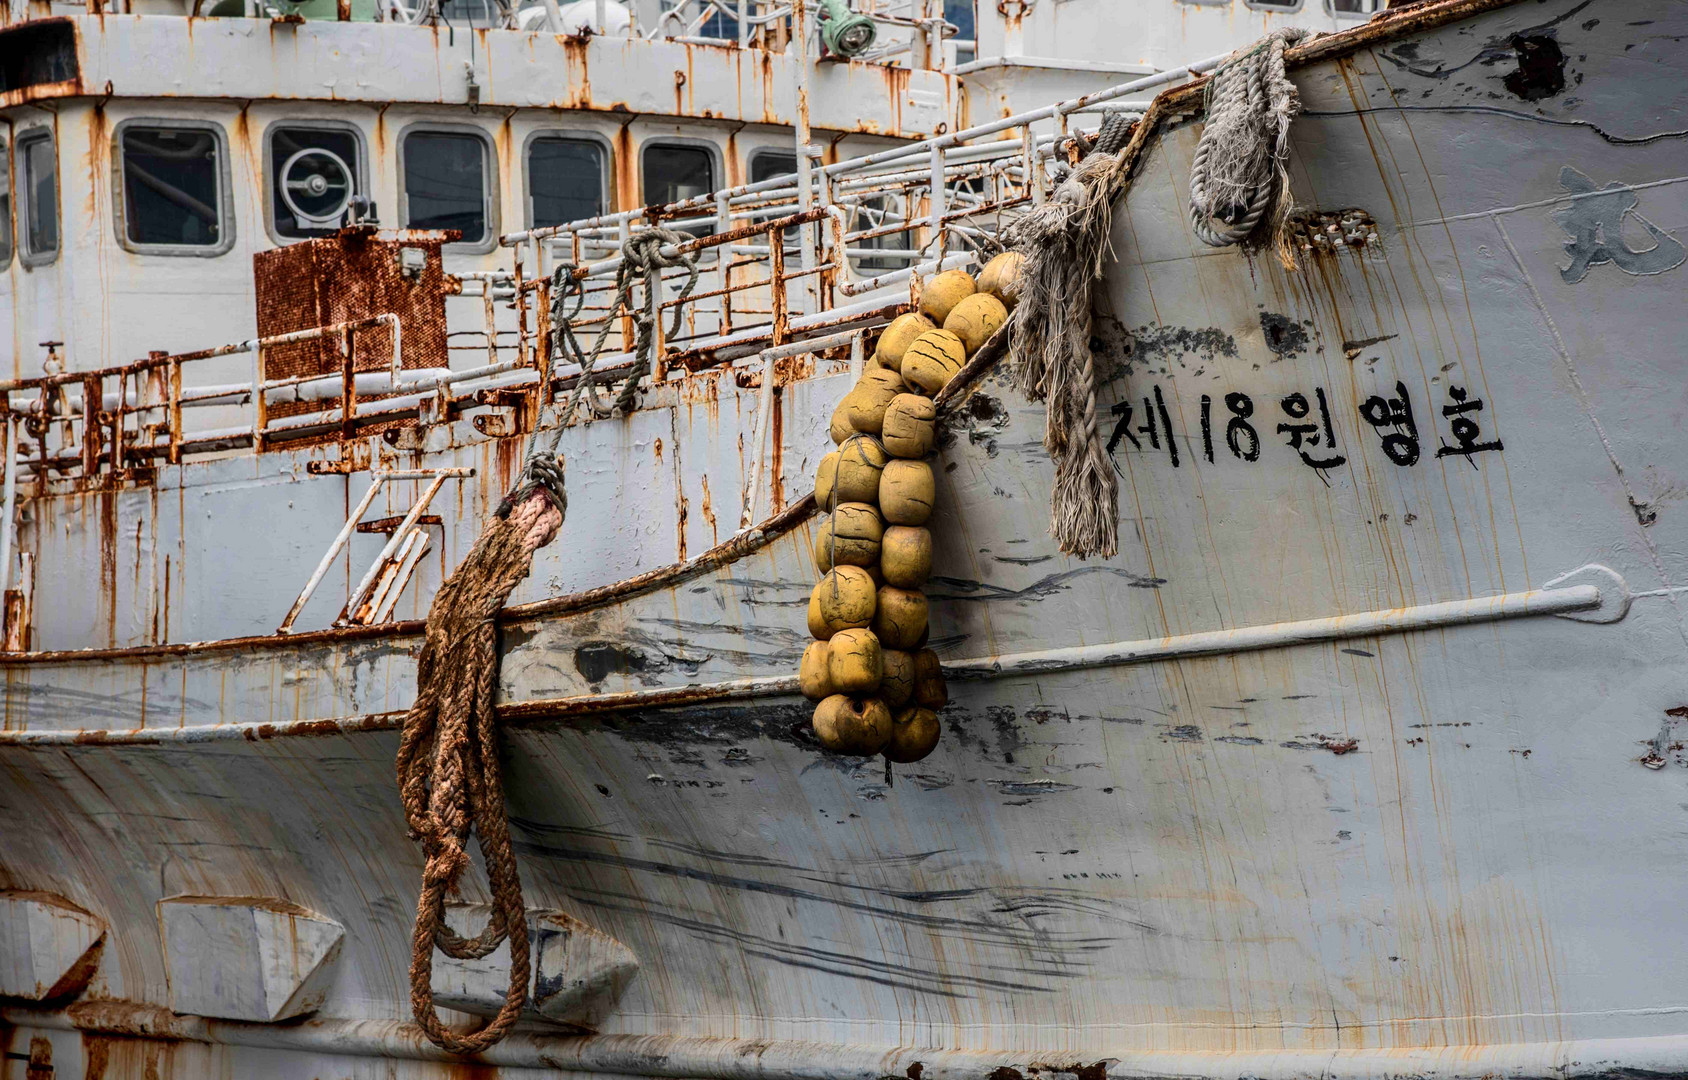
[279,467,474,633]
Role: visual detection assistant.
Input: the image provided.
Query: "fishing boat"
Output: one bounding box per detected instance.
[7,0,1686,1076]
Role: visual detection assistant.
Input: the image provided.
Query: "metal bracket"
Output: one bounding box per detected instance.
[278,467,474,633]
[1545,563,1632,624]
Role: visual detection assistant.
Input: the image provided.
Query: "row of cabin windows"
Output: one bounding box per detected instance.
[0,122,794,266]
[1240,0,1382,11]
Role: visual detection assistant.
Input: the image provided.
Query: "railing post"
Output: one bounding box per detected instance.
[927,142,947,256]
[251,343,268,453]
[340,326,357,443]
[716,191,735,335]
[168,357,183,465]
[769,225,787,347]
[791,0,815,317]
[80,376,100,479]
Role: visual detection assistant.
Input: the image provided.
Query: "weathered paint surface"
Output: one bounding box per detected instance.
[6,1,1688,1078]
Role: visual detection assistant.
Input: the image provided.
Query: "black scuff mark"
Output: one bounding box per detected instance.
[987,779,1080,797]
[1215,735,1265,746]
[928,565,1165,604]
[1259,312,1310,357]
[1118,324,1239,378]
[1341,333,1398,352]
[1375,0,1591,82]
[985,705,1025,763]
[1501,33,1567,101]
[1162,724,1203,743]
[574,640,654,684]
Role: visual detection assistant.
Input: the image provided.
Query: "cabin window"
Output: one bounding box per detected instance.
[1327,0,1380,13]
[1245,0,1301,9]
[116,122,232,254]
[17,130,55,266]
[748,150,797,186]
[945,0,975,65]
[269,125,363,241]
[526,135,607,230]
[642,142,715,207]
[748,151,800,250]
[0,139,12,269]
[400,128,495,250]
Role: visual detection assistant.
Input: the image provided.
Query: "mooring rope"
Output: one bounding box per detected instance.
[397,224,701,1055]
[1187,27,1309,253]
[1002,29,1310,560]
[395,479,562,1054]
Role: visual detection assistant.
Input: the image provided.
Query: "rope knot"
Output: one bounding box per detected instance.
[1188,26,1311,258]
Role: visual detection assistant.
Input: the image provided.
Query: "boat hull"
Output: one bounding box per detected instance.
[6,0,1688,1075]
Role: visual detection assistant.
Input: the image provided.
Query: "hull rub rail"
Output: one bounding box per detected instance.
[0,581,1604,746]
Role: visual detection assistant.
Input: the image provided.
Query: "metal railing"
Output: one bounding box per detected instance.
[0,52,1234,494]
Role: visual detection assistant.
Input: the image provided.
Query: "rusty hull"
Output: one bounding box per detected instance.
[8,1,1688,1078]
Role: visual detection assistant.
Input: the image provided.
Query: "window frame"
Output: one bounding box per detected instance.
[1244,0,1303,11]
[262,119,368,247]
[1325,0,1380,16]
[111,117,236,258]
[638,137,722,209]
[16,127,58,268]
[746,147,799,187]
[0,135,13,271]
[521,129,613,232]
[397,122,499,255]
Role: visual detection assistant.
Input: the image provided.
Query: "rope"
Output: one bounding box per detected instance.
[1187,27,1309,254]
[396,484,563,1055]
[394,225,699,1055]
[526,229,701,465]
[1002,148,1124,560]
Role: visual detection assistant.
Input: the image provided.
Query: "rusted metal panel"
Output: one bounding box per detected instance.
[253,227,449,383]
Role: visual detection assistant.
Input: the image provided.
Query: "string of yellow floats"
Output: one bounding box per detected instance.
[800,252,1025,763]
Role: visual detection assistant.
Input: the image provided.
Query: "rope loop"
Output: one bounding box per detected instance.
[1187,27,1310,251]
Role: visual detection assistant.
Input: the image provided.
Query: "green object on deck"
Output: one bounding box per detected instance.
[818,0,876,59]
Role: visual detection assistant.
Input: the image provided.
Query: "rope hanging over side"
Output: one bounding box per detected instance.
[1187,27,1310,260]
[394,224,698,1055]
[396,477,563,1055]
[1003,142,1129,561]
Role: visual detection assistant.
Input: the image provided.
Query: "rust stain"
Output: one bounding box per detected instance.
[64,1000,205,1042]
[98,490,117,649]
[613,118,637,211]
[82,1035,113,1080]
[562,33,592,108]
[699,473,718,547]
[653,436,663,463]
[768,374,784,513]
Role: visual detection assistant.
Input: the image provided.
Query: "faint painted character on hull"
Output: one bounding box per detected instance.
[1556,165,1686,284]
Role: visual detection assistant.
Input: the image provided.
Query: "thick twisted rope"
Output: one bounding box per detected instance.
[1188,27,1309,257]
[397,483,563,1055]
[1003,146,1125,560]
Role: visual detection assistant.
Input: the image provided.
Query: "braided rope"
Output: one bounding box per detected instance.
[1002,147,1124,560]
[397,488,562,1055]
[525,229,701,471]
[1187,27,1309,250]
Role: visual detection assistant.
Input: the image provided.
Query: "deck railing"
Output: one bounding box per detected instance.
[0,51,1242,494]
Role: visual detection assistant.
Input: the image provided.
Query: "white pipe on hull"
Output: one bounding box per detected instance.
[0,583,1606,745]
